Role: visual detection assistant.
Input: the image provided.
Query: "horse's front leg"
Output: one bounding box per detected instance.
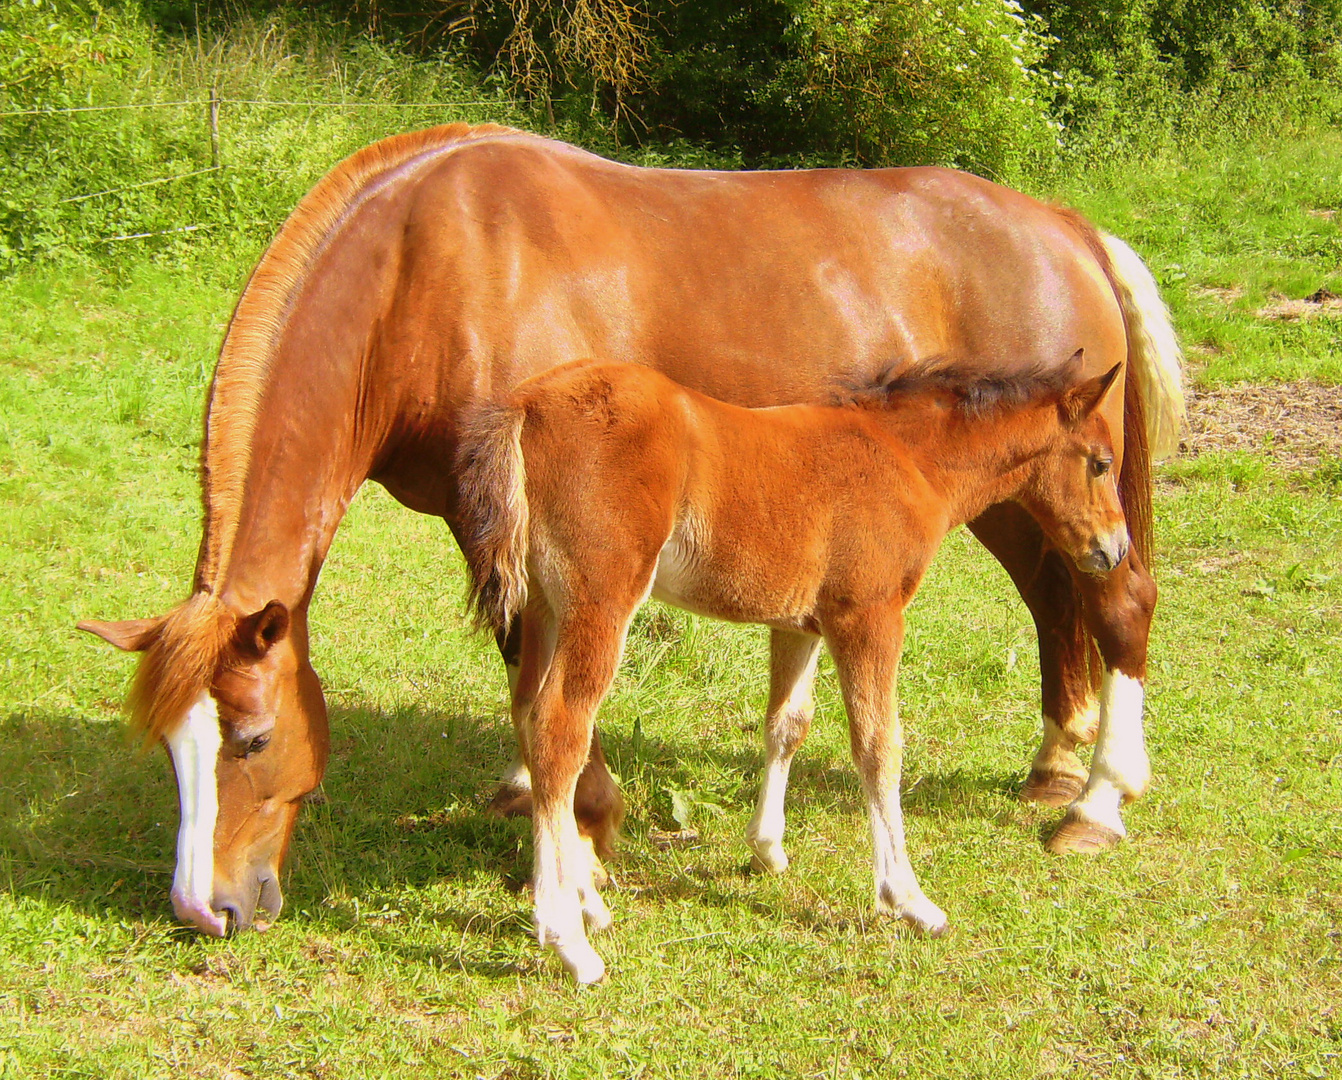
[746,629,822,873]
[488,619,625,880]
[527,606,627,984]
[967,504,1099,807]
[826,606,948,935]
[1047,549,1157,854]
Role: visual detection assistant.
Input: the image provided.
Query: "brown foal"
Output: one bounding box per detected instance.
[459,352,1134,983]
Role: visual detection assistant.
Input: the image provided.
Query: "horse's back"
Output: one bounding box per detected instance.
[388,132,1125,394]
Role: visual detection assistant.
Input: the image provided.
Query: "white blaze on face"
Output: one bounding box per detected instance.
[166,691,226,934]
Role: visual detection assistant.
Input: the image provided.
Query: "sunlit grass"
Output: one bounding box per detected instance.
[2,132,1341,1078]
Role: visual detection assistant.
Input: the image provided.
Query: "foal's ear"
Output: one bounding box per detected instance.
[77,617,164,652]
[1061,361,1124,424]
[235,600,291,659]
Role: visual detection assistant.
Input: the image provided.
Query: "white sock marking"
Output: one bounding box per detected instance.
[746,636,820,873]
[166,692,222,925]
[1069,670,1150,835]
[867,783,947,933]
[532,806,606,983]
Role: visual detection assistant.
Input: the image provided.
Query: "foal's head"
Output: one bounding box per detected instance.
[1015,355,1131,574]
[875,348,1131,574]
[79,595,328,936]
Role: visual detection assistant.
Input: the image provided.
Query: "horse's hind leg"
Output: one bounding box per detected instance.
[967,504,1098,807]
[1048,550,1157,854]
[527,607,628,984]
[826,606,948,935]
[746,629,822,873]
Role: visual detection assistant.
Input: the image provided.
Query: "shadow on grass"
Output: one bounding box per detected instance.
[0,702,1038,942]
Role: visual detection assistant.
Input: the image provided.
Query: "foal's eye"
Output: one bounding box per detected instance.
[244,734,270,757]
[1091,457,1113,477]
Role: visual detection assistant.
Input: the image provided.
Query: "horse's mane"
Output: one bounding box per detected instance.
[133,123,521,741]
[197,121,521,590]
[847,360,1076,417]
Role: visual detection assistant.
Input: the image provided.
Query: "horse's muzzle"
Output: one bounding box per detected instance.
[215,873,284,934]
[1078,530,1130,574]
[175,873,283,936]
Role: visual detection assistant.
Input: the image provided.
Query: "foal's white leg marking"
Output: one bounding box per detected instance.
[746,638,821,874]
[532,801,606,984]
[166,691,227,936]
[866,775,948,934]
[1067,671,1150,837]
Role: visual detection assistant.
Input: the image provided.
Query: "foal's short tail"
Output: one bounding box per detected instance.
[458,403,531,634]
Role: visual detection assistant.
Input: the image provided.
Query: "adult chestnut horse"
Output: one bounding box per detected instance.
[78,123,1183,937]
[458,354,1132,982]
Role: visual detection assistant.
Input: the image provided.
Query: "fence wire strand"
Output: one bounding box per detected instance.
[0,96,515,120]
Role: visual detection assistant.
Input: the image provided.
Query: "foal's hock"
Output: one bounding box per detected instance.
[460,355,1143,983]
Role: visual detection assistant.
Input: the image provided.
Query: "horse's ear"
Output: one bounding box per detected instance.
[235,600,290,659]
[77,617,164,652]
[1061,361,1123,424]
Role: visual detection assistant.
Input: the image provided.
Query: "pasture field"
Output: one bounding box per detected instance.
[1,126,1341,1079]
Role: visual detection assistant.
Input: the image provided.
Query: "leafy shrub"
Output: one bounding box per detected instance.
[1028,0,1342,136]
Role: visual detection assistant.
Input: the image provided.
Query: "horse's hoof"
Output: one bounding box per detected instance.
[486,785,533,819]
[1020,769,1086,808]
[1046,811,1123,855]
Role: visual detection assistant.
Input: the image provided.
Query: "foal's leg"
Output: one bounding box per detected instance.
[488,619,626,867]
[826,607,948,935]
[1048,550,1157,854]
[527,607,628,984]
[967,504,1098,807]
[746,629,822,873]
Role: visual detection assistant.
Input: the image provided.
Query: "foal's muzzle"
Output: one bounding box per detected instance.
[1078,529,1130,574]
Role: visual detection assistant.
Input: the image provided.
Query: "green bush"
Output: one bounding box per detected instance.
[1029,0,1342,136]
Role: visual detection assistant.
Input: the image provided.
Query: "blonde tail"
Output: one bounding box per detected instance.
[1098,232,1187,460]
[457,403,531,634]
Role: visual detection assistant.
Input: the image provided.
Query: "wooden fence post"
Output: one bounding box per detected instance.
[208,87,220,168]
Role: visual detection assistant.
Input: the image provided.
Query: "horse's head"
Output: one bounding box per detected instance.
[1018,357,1131,575]
[79,595,328,935]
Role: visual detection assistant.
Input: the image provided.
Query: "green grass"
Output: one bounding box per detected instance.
[3,127,1342,1078]
[1047,118,1342,387]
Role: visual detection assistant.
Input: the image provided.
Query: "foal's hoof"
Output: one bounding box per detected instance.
[901,912,951,938]
[1045,810,1123,855]
[1020,769,1086,808]
[746,838,789,874]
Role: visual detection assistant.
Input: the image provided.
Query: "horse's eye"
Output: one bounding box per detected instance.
[1091,457,1113,477]
[244,734,270,757]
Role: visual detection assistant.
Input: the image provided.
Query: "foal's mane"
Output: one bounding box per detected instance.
[847,361,1076,418]
[132,123,520,741]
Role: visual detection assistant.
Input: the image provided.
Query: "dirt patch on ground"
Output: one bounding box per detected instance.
[1256,287,1342,321]
[1181,381,1342,467]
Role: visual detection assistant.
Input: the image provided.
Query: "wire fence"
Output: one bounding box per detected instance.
[0,96,515,119]
[1,92,521,248]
